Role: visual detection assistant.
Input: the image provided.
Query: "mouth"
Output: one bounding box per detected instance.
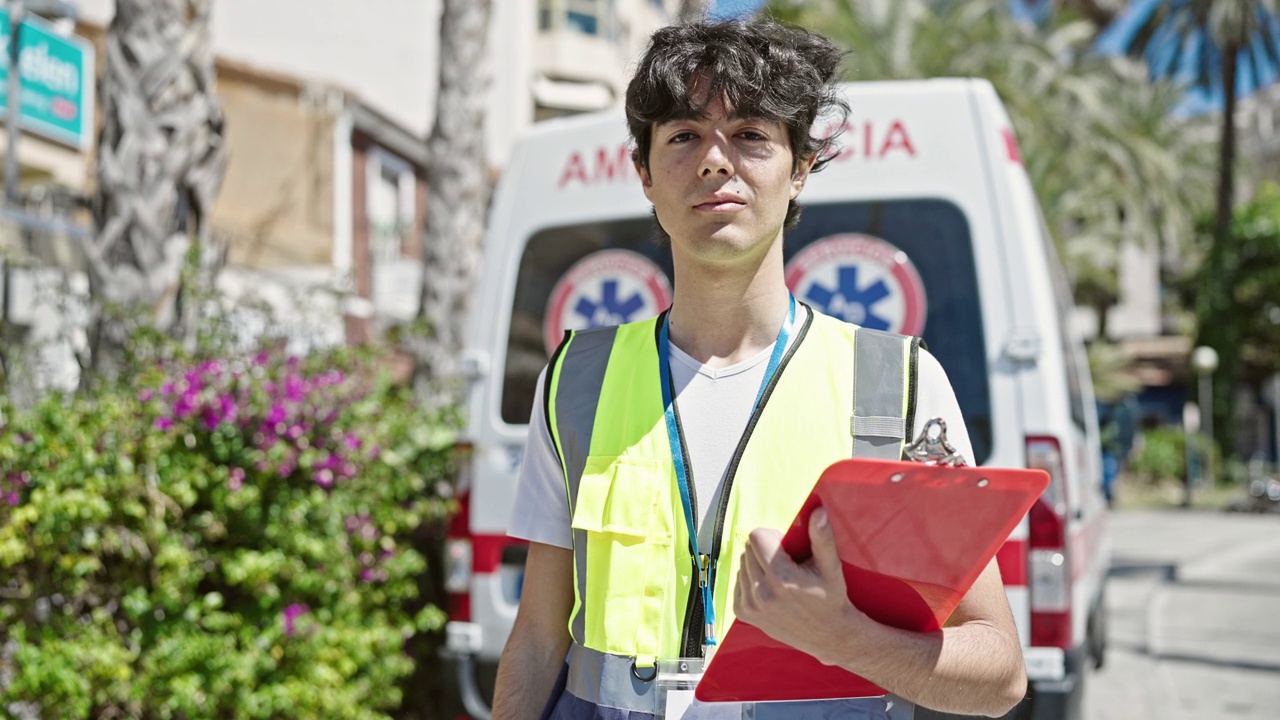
[693,197,747,213]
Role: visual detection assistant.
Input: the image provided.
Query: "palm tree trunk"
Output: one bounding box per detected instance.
[1209,41,1240,459]
[1215,43,1238,254]
[1094,298,1110,341]
[88,0,227,381]
[679,0,713,23]
[416,0,493,406]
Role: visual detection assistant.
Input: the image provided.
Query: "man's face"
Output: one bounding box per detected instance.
[637,94,813,267]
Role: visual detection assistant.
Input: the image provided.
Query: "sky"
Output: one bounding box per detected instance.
[710,0,768,20]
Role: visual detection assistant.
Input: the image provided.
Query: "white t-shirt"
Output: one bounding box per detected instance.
[508,336,973,549]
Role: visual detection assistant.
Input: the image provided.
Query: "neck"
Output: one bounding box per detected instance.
[666,239,791,367]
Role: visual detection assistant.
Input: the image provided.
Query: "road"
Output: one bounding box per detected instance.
[1085,509,1280,720]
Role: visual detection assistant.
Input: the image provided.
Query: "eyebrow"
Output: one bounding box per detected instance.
[656,111,775,126]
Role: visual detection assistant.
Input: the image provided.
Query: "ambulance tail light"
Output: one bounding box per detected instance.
[445,442,475,622]
[1026,436,1072,649]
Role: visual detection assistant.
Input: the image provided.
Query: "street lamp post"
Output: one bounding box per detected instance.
[1182,401,1200,508]
[4,0,21,205]
[1191,345,1220,488]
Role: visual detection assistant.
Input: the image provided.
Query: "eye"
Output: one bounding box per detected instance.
[668,131,697,144]
[738,130,768,141]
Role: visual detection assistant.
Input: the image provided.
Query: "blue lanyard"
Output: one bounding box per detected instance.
[657,294,796,651]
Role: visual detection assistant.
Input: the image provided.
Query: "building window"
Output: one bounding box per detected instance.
[540,0,617,38]
[367,149,415,265]
[538,0,553,30]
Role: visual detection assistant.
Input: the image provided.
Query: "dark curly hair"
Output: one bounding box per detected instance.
[625,19,849,230]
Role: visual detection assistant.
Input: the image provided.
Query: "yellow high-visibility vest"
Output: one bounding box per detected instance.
[544,305,918,718]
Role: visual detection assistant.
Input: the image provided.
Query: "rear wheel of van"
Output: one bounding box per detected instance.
[1089,592,1109,670]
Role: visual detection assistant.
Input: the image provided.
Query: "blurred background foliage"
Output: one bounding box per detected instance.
[769,0,1216,340]
[1177,181,1280,465]
[0,295,459,718]
[767,0,1226,424]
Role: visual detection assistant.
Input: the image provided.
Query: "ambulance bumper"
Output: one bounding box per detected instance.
[1025,646,1085,720]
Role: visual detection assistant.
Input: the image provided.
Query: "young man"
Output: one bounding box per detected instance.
[492,19,1027,720]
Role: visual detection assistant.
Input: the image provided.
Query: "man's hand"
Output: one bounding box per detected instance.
[731,508,1027,716]
[732,506,871,664]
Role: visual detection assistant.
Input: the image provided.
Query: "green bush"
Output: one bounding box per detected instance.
[0,347,456,719]
[1130,427,1186,482]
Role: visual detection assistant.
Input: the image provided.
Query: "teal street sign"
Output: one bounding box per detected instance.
[0,12,94,150]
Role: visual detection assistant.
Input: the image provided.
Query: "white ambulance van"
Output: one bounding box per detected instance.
[445,79,1110,720]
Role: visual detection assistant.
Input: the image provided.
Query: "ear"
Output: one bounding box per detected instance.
[636,160,655,201]
[790,153,817,200]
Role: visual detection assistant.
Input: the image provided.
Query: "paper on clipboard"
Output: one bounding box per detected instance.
[694,454,1049,704]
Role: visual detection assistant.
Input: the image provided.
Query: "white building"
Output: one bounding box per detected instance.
[3,0,687,391]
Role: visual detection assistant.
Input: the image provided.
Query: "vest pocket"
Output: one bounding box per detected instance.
[571,455,671,537]
[571,455,674,658]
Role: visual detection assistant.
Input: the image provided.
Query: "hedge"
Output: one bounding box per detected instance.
[0,346,457,719]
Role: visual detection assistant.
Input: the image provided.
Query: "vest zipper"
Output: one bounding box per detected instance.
[676,306,814,658]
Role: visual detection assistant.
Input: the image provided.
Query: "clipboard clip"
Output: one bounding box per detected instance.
[903,418,967,467]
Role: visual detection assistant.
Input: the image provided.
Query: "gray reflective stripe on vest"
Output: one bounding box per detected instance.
[563,642,914,719]
[552,326,617,644]
[564,643,655,714]
[852,328,910,460]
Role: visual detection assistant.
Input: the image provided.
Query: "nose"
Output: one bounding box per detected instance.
[699,137,734,177]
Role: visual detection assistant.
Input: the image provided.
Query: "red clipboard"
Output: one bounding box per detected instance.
[695,457,1049,703]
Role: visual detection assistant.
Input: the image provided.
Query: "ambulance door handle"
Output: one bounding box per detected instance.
[460,349,490,381]
[1003,329,1041,363]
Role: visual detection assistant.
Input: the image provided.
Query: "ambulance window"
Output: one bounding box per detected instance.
[1039,213,1090,432]
[785,199,993,465]
[501,218,672,425]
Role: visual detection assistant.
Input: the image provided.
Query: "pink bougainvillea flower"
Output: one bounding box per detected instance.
[174,391,198,419]
[360,568,388,583]
[282,604,308,636]
[154,417,175,431]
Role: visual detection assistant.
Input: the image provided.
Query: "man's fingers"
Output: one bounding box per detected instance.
[808,507,845,582]
[742,544,773,602]
[749,528,793,577]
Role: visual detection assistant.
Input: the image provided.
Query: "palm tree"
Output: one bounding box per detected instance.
[1123,0,1280,260]
[416,0,493,405]
[1118,1,1280,458]
[88,0,227,380]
